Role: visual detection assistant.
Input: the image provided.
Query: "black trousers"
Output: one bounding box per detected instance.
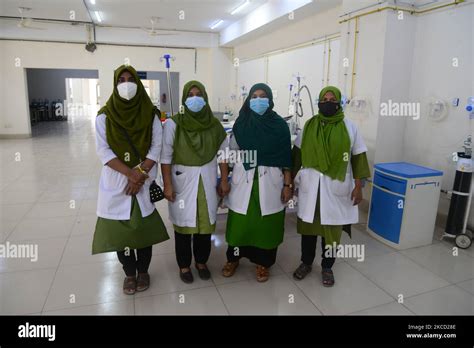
[226,245,278,268]
[301,235,335,270]
[116,246,153,277]
[174,231,212,269]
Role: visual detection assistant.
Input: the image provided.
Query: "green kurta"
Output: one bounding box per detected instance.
[174,176,215,234]
[226,170,285,250]
[293,147,370,245]
[92,196,169,254]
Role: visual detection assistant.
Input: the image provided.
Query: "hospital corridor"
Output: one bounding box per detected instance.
[0,0,473,345]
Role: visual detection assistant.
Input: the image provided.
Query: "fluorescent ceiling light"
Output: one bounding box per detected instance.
[231,0,250,15]
[90,0,96,4]
[94,11,102,22]
[210,19,224,29]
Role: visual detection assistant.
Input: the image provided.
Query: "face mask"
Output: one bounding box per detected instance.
[117,82,137,100]
[185,96,206,113]
[318,101,340,116]
[250,97,269,115]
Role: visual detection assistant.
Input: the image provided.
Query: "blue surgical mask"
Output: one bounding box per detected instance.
[249,97,269,115]
[185,96,206,113]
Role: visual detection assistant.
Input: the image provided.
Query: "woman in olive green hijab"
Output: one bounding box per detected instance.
[292,86,370,287]
[161,80,228,284]
[93,65,169,295]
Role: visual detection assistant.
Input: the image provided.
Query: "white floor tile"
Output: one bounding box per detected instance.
[456,279,474,295]
[0,269,56,314]
[404,285,474,315]
[349,252,450,298]
[71,214,97,236]
[60,234,116,266]
[401,243,474,283]
[43,300,134,315]
[0,237,68,273]
[43,260,129,311]
[8,216,76,241]
[26,201,79,219]
[135,286,228,315]
[294,262,393,315]
[217,274,322,315]
[0,203,34,221]
[350,301,414,315]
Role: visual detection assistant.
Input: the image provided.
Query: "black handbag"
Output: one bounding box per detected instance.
[118,125,165,203]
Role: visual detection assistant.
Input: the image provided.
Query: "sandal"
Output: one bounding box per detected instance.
[136,273,150,292]
[256,265,269,282]
[222,261,239,278]
[322,269,335,287]
[179,268,194,284]
[123,276,137,295]
[195,263,211,280]
[293,263,312,281]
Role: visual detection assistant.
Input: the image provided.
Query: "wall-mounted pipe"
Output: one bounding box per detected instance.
[326,39,332,85]
[350,17,359,100]
[339,0,466,23]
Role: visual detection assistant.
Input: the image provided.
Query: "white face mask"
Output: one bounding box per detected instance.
[117,82,137,100]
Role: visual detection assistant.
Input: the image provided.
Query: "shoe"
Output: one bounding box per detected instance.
[256,265,269,282]
[322,268,335,287]
[179,268,194,284]
[123,276,137,295]
[221,261,239,278]
[195,263,211,280]
[293,263,312,280]
[136,273,150,292]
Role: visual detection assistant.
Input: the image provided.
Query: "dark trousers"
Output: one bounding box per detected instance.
[116,246,153,277]
[301,235,335,270]
[174,231,212,269]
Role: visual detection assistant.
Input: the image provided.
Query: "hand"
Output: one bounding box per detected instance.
[217,180,230,198]
[125,182,141,196]
[281,186,293,204]
[164,184,176,202]
[351,186,363,206]
[127,168,148,185]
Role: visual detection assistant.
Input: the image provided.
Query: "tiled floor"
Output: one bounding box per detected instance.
[0,116,473,315]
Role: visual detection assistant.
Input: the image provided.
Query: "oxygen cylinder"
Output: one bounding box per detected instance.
[445,152,472,235]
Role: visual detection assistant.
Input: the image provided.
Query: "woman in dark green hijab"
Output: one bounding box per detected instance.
[292,86,370,287]
[92,65,169,295]
[222,83,293,282]
[161,80,228,284]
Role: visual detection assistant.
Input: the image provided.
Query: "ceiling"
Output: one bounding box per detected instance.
[0,0,268,32]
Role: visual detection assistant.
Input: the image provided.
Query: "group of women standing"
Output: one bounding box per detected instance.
[92,64,370,295]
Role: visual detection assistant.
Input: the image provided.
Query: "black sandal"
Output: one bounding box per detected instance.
[179,268,194,284]
[195,263,211,280]
[293,263,312,280]
[322,269,335,287]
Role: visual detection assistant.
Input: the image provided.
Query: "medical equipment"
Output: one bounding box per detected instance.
[368,162,443,250]
[160,54,175,116]
[443,135,473,249]
[287,74,314,135]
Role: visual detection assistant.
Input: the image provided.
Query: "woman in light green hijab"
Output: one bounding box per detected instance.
[292,86,370,287]
[161,80,228,284]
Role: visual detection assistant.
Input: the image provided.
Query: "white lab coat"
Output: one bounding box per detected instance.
[95,113,163,220]
[294,118,368,225]
[161,119,228,228]
[225,136,286,216]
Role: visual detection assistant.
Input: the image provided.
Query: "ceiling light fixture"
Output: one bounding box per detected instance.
[210,19,224,29]
[231,0,250,15]
[90,0,96,4]
[94,11,102,22]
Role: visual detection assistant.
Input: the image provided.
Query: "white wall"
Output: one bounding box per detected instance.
[0,40,232,137]
[403,3,474,228]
